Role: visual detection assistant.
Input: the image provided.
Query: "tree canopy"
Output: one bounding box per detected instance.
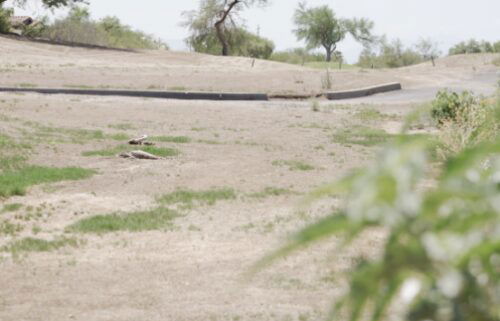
[0,0,87,8]
[183,0,273,58]
[293,2,374,62]
[183,0,268,56]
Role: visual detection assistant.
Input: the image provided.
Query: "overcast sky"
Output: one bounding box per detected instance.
[11,0,500,63]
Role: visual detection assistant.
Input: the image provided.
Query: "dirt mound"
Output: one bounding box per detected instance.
[1,36,498,95]
[0,36,391,94]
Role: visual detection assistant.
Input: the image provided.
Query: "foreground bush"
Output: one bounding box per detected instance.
[258,95,500,321]
[430,90,478,125]
[434,91,499,159]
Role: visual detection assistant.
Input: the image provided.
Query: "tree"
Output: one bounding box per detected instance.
[0,2,12,33]
[0,0,87,8]
[183,0,268,56]
[415,38,441,66]
[293,2,374,62]
[358,36,423,69]
[447,39,499,55]
[183,0,271,57]
[0,0,88,34]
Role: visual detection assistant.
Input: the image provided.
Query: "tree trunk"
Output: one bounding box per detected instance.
[326,50,332,62]
[214,0,241,56]
[215,21,229,56]
[324,44,335,62]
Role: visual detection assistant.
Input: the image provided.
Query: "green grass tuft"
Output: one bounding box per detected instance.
[108,123,136,131]
[140,146,180,157]
[150,136,192,144]
[68,207,179,233]
[18,83,37,88]
[2,237,80,253]
[0,166,96,198]
[82,145,180,157]
[157,188,237,208]
[354,108,393,122]
[0,220,23,236]
[107,132,130,141]
[248,187,295,199]
[1,203,23,213]
[0,134,30,171]
[272,160,315,171]
[332,126,393,146]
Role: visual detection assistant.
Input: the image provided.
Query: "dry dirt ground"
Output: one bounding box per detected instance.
[0,38,499,321]
[1,35,498,95]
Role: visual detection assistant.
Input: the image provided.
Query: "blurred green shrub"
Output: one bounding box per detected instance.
[257,94,500,321]
[430,90,478,125]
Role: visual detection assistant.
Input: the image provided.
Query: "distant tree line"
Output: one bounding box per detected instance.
[448,39,500,55]
[0,3,168,50]
[1,0,499,66]
[38,7,168,49]
[358,37,441,68]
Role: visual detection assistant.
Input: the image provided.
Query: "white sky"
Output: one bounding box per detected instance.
[9,0,500,63]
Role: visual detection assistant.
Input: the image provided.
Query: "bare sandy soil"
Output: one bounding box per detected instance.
[1,35,498,95]
[0,38,499,321]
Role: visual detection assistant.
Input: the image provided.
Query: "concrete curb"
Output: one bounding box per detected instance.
[325,82,402,100]
[0,87,269,101]
[0,83,402,102]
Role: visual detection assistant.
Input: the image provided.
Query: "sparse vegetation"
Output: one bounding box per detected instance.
[18,83,37,88]
[0,134,48,198]
[2,237,80,253]
[157,188,237,208]
[270,48,326,65]
[311,100,320,112]
[150,136,192,144]
[272,160,315,171]
[247,187,295,199]
[0,219,23,236]
[108,123,136,131]
[430,90,478,125]
[354,108,394,122]
[0,166,96,197]
[332,125,392,146]
[432,90,499,159]
[1,203,23,213]
[68,207,179,233]
[20,121,128,144]
[0,4,12,33]
[39,7,168,49]
[448,39,500,55]
[358,37,425,68]
[321,68,333,90]
[259,111,500,321]
[82,145,180,157]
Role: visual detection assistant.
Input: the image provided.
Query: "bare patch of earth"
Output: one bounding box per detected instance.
[0,93,405,321]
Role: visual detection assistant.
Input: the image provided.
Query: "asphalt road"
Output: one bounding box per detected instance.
[333,70,499,104]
